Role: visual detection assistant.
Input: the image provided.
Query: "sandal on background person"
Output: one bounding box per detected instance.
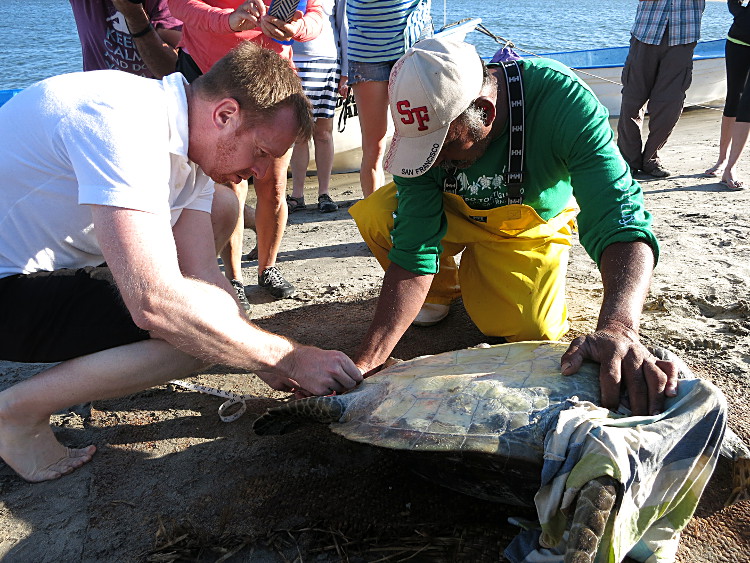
[286,195,305,212]
[318,193,338,213]
[720,178,745,191]
[704,163,724,177]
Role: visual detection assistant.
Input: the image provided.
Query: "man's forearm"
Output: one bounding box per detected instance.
[131,28,180,79]
[115,2,179,78]
[355,264,433,375]
[597,241,655,333]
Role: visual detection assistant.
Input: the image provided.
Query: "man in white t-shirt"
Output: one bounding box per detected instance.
[0,42,362,483]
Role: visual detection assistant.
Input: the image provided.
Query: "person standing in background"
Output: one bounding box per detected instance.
[168,0,325,302]
[70,0,182,79]
[346,0,432,198]
[703,0,750,191]
[617,0,706,178]
[287,0,348,214]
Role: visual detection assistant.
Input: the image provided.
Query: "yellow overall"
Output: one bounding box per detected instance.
[350,181,580,341]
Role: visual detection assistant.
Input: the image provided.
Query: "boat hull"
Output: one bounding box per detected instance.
[532,39,727,117]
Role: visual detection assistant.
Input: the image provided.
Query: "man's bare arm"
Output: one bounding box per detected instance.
[91,205,362,395]
[112,0,180,79]
[561,241,678,416]
[355,263,433,376]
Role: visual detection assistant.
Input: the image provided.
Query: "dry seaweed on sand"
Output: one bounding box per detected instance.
[146,520,512,563]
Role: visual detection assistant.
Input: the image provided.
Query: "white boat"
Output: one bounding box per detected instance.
[530,39,727,118]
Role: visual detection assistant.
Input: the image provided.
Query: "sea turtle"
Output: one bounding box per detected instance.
[253,340,749,561]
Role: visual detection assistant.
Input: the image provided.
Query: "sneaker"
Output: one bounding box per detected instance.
[643,164,671,178]
[412,303,450,327]
[258,266,296,299]
[230,279,252,314]
[318,193,338,213]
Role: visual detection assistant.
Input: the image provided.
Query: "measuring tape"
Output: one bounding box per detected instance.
[168,379,261,423]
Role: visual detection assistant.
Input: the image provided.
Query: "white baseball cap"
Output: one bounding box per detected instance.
[383,38,485,178]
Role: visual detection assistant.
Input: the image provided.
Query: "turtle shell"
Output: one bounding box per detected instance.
[254,341,601,506]
[331,341,599,463]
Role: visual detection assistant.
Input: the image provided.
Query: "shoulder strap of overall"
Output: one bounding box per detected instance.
[499,60,525,205]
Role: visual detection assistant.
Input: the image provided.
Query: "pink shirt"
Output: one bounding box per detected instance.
[168,0,323,73]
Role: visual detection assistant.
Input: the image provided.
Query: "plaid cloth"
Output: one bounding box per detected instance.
[631,0,706,45]
[504,377,727,563]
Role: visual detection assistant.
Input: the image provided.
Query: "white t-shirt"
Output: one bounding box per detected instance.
[0,71,214,278]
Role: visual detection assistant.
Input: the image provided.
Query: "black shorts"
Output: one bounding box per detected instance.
[0,267,150,363]
[175,49,203,84]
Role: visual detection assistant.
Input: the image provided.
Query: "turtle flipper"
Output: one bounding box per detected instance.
[728,457,750,506]
[564,475,618,563]
[253,396,346,436]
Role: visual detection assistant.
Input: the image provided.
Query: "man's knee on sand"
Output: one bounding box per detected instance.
[349,181,397,238]
[469,304,569,344]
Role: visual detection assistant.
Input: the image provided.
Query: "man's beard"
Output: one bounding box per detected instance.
[210,136,238,184]
[439,133,492,171]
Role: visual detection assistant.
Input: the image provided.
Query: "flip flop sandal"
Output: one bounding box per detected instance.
[720,178,745,191]
[286,195,305,212]
[704,165,723,177]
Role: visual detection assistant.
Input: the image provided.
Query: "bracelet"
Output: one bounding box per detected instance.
[130,22,154,38]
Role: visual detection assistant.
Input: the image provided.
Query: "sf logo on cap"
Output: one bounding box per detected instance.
[396,101,430,131]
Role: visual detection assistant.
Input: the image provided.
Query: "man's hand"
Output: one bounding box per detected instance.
[112,0,147,20]
[561,323,678,416]
[230,0,266,32]
[257,345,363,396]
[338,76,349,98]
[259,11,303,42]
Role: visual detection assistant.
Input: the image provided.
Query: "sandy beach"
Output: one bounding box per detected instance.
[0,105,748,562]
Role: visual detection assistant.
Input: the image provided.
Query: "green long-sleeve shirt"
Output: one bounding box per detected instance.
[389,57,659,275]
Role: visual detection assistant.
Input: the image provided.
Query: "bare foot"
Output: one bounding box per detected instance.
[704,162,724,177]
[720,177,745,191]
[0,418,96,482]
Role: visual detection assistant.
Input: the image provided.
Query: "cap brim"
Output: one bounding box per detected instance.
[383,125,450,178]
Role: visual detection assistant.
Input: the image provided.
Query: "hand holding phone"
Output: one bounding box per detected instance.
[268,0,300,23]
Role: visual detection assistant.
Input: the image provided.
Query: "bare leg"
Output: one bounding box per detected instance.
[722,120,750,187]
[210,183,240,255]
[244,204,256,231]
[0,339,204,482]
[290,141,310,200]
[706,115,735,175]
[243,203,258,261]
[313,117,335,196]
[217,180,249,283]
[353,80,389,197]
[254,149,293,273]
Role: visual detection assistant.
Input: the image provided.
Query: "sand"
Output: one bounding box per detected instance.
[0,105,748,562]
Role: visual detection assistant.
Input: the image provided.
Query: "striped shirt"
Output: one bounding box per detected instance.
[346,0,432,63]
[630,0,706,46]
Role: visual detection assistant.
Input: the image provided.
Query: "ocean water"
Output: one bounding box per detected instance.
[0,0,734,90]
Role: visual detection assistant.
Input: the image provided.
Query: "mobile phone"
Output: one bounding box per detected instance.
[268,0,301,23]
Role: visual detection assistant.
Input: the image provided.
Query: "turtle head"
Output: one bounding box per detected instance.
[253,395,347,436]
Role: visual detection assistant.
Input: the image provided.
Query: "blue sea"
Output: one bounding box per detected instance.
[0,0,734,90]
